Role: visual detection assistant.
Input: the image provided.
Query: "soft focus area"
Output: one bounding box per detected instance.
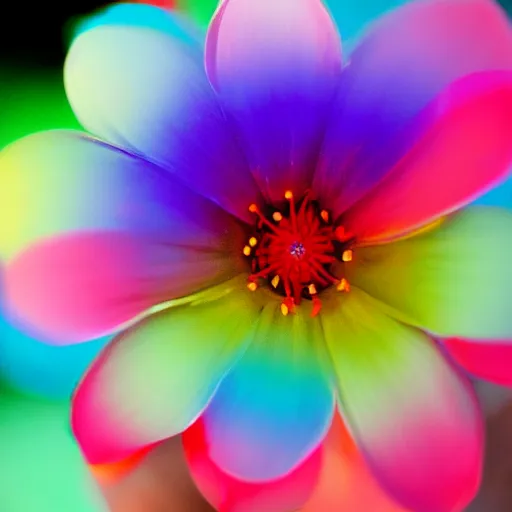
[1,1,512,511]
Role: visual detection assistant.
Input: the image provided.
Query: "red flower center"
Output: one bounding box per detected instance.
[243,190,354,317]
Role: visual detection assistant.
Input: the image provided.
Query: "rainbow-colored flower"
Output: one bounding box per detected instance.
[1,0,512,511]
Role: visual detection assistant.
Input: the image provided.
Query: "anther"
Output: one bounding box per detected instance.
[342,250,353,262]
[248,203,258,213]
[271,275,280,288]
[249,237,258,247]
[247,282,258,292]
[272,212,283,222]
[243,246,252,257]
[284,190,293,200]
[308,283,318,295]
[320,210,329,223]
[337,278,350,292]
[281,303,289,316]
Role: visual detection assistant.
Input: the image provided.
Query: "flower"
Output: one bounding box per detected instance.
[1,0,512,511]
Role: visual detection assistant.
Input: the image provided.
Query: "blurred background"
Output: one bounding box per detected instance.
[1,1,512,511]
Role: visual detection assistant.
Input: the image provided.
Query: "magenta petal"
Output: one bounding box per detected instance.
[0,131,244,342]
[183,418,323,512]
[205,0,342,201]
[343,71,512,243]
[66,24,261,221]
[314,0,512,215]
[444,338,512,387]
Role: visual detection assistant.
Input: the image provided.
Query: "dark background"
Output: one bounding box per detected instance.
[1,0,511,68]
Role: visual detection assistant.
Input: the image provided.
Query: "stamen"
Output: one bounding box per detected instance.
[246,191,354,317]
[342,250,353,262]
[337,278,350,292]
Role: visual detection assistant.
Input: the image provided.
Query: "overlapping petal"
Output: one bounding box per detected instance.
[347,207,512,340]
[341,71,512,243]
[443,338,512,387]
[301,413,409,512]
[200,301,334,481]
[65,23,260,221]
[314,0,512,216]
[205,0,342,201]
[320,288,483,512]
[183,417,323,512]
[0,131,245,342]
[72,282,260,465]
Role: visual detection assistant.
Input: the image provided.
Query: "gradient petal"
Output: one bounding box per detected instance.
[183,417,322,512]
[347,207,512,340]
[205,0,342,201]
[443,338,512,387]
[72,283,260,465]
[314,0,512,215]
[342,71,512,243]
[320,288,483,512]
[201,301,334,481]
[65,23,260,221]
[0,131,244,342]
[302,413,409,512]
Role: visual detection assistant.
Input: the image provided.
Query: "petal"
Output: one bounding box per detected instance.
[183,417,323,512]
[205,0,342,201]
[342,71,512,243]
[71,3,203,47]
[65,23,260,221]
[302,413,409,512]
[201,300,335,481]
[72,281,260,465]
[0,131,244,343]
[320,288,483,512]
[314,0,512,216]
[443,338,512,387]
[347,207,512,340]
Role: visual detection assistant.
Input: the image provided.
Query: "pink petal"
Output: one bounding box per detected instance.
[66,23,261,221]
[321,288,483,512]
[205,0,342,201]
[443,338,512,387]
[183,418,323,512]
[302,413,409,512]
[72,285,260,464]
[0,131,244,343]
[342,71,512,243]
[314,0,512,217]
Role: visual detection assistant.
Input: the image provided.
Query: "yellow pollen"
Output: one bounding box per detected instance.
[271,275,280,288]
[284,190,293,200]
[249,237,258,247]
[320,210,329,223]
[272,212,283,222]
[248,203,258,213]
[342,250,353,262]
[337,279,350,292]
[308,283,318,295]
[247,282,258,292]
[243,245,252,257]
[281,303,289,316]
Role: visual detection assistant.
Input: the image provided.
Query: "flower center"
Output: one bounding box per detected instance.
[243,190,354,317]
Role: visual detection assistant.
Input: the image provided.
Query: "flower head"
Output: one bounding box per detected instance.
[1,0,512,511]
